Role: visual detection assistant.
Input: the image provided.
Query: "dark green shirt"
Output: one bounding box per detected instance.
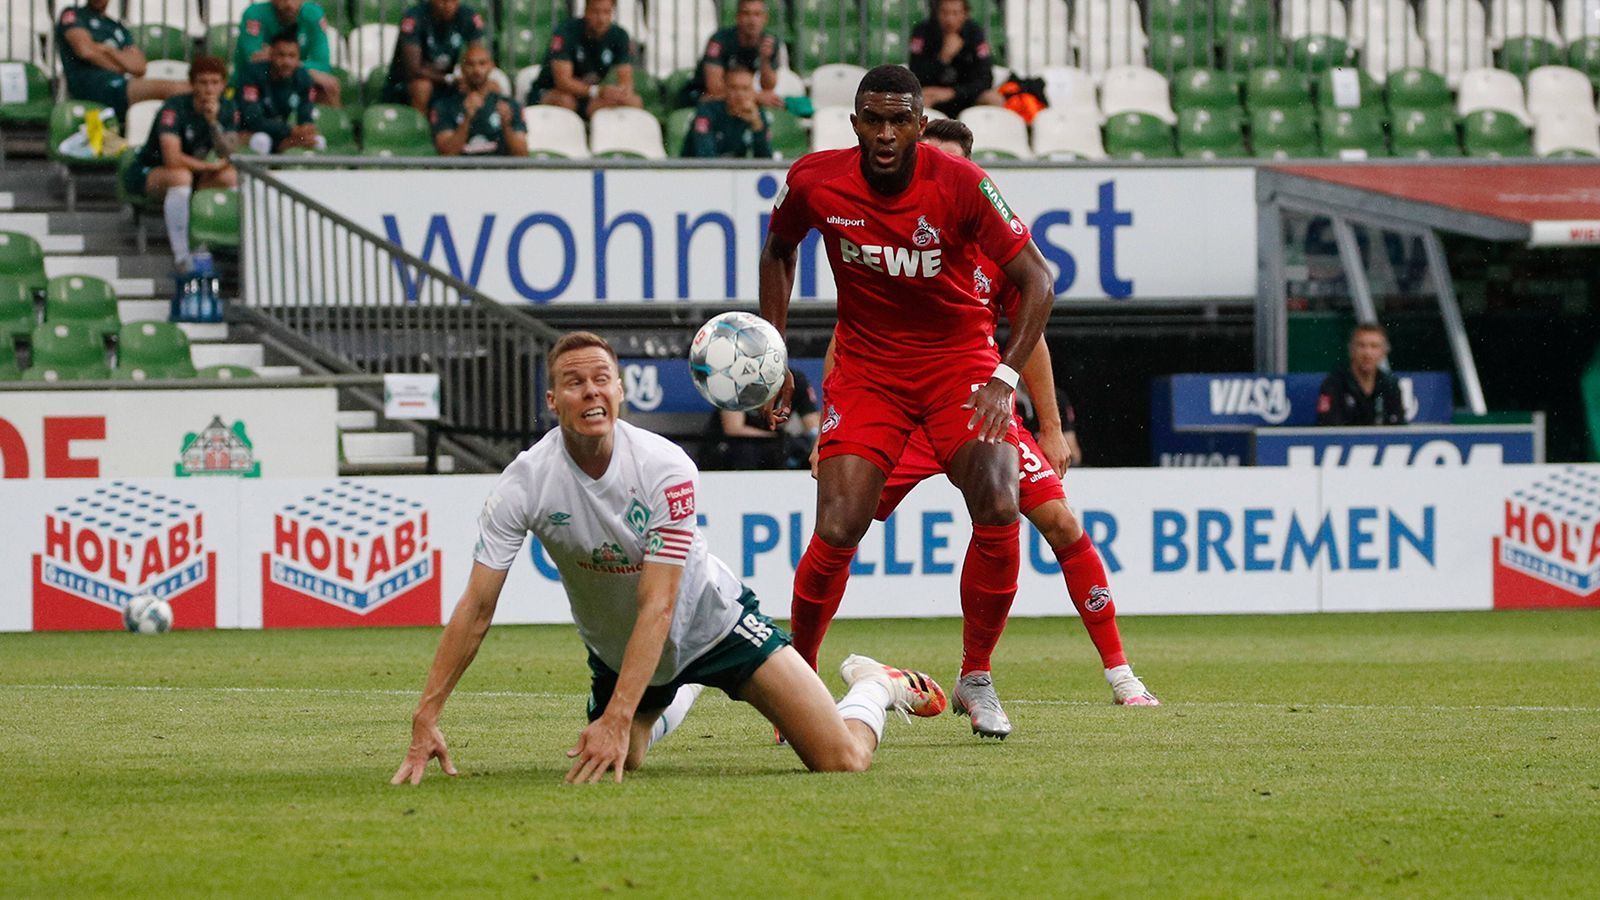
[55,6,132,94]
[688,27,774,96]
[237,62,314,145]
[1316,367,1407,426]
[234,1,332,78]
[136,93,242,168]
[531,17,632,96]
[685,100,771,159]
[429,90,526,155]
[386,1,486,89]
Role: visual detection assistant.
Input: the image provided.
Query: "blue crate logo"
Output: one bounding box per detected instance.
[268,481,433,613]
[37,481,208,611]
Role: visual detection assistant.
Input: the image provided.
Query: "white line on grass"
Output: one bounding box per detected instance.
[9,683,1600,714]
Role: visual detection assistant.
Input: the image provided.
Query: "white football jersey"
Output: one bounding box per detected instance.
[473,420,746,684]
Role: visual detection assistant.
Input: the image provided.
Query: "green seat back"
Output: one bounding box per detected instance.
[1386,67,1451,115]
[0,276,37,339]
[311,103,358,152]
[363,67,390,107]
[1149,29,1214,73]
[362,104,436,156]
[1173,68,1241,112]
[663,68,697,109]
[190,189,240,249]
[797,27,860,72]
[1320,106,1389,156]
[45,274,119,335]
[666,107,695,157]
[1390,107,1461,157]
[1569,37,1600,91]
[118,320,195,372]
[49,101,119,168]
[1316,67,1383,109]
[863,30,910,68]
[1251,106,1319,157]
[1222,34,1285,72]
[329,66,362,116]
[1152,0,1213,30]
[1246,67,1312,111]
[0,331,16,376]
[30,321,106,370]
[115,148,154,208]
[607,67,662,115]
[1498,37,1562,78]
[205,23,235,61]
[864,0,920,28]
[1461,109,1531,157]
[1178,107,1247,157]
[1287,35,1350,73]
[0,230,47,292]
[0,61,53,125]
[499,26,547,70]
[1103,112,1177,159]
[354,0,407,25]
[197,363,257,379]
[1216,0,1275,31]
[768,107,807,159]
[133,23,190,61]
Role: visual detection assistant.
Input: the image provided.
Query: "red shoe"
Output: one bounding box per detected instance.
[839,653,948,718]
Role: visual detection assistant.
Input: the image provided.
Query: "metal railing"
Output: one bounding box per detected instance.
[236,155,566,467]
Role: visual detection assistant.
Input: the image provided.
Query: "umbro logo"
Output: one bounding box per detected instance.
[826,215,865,227]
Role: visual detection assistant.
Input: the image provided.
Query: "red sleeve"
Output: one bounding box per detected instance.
[766,157,817,245]
[953,158,1031,267]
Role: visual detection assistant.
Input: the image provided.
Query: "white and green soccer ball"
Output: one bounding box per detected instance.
[123,593,174,634]
[688,311,788,412]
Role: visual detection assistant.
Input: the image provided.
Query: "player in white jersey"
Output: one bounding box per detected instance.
[392,332,947,784]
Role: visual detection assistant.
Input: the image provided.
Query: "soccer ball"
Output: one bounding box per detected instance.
[688,311,788,411]
[123,593,174,634]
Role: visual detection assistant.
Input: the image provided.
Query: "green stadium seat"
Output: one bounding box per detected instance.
[1250,106,1319,157]
[1148,30,1214,73]
[1286,35,1349,73]
[117,320,196,376]
[1390,107,1461,157]
[49,101,120,170]
[1172,67,1240,114]
[1152,0,1213,30]
[362,104,436,156]
[1569,37,1600,91]
[362,67,390,108]
[1461,109,1531,157]
[0,61,53,125]
[329,66,362,116]
[796,28,861,72]
[1222,34,1285,73]
[501,1,567,42]
[189,189,240,249]
[0,334,18,379]
[22,362,111,382]
[319,0,351,32]
[864,0,920,28]
[0,231,47,294]
[1315,67,1383,109]
[1319,106,1388,156]
[45,274,120,336]
[115,148,155,210]
[666,107,695,157]
[197,363,258,379]
[28,321,108,376]
[1216,0,1275,31]
[133,23,190,61]
[354,0,407,25]
[607,68,663,116]
[1498,37,1562,79]
[1178,107,1247,157]
[204,23,235,61]
[863,30,910,68]
[767,108,808,159]
[499,27,547,71]
[1386,67,1452,116]
[311,104,358,153]
[1103,112,1177,159]
[0,276,37,341]
[1246,67,1312,112]
[663,68,697,110]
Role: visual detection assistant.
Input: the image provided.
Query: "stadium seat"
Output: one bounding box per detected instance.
[1251,106,1321,156]
[1039,67,1100,122]
[1527,65,1595,120]
[1221,33,1286,72]
[1386,66,1453,114]
[810,105,856,150]
[810,64,868,110]
[322,22,348,71]
[1151,0,1212,32]
[353,0,408,25]
[0,230,47,294]
[190,189,240,250]
[1570,37,1600,89]
[27,321,109,378]
[647,0,720,78]
[1246,67,1313,112]
[310,104,358,153]
[1498,36,1564,77]
[117,320,196,377]
[0,26,44,70]
[862,30,911,68]
[1173,68,1242,113]
[144,59,190,82]
[1071,0,1150,79]
[349,23,399,80]
[1390,106,1464,155]
[361,104,435,157]
[203,23,234,61]
[48,101,120,171]
[665,107,695,157]
[523,106,590,159]
[1287,35,1352,71]
[767,108,808,159]
[960,106,1032,159]
[362,67,390,108]
[1533,109,1600,154]
[1458,66,1532,122]
[514,65,544,104]
[1349,0,1428,76]
[45,274,119,336]
[499,27,546,72]
[1424,0,1492,85]
[1178,106,1248,156]
[115,149,153,211]
[197,363,257,379]
[589,107,666,159]
[661,68,695,110]
[795,27,860,73]
[124,0,205,37]
[774,67,806,97]
[125,99,162,150]
[1006,0,1074,74]
[1565,0,1600,41]
[328,66,361,114]
[0,276,36,341]
[1030,106,1108,158]
[1102,111,1177,158]
[0,334,17,379]
[0,60,51,125]
[131,24,190,61]
[1316,67,1384,108]
[1320,106,1389,155]
[1489,0,1562,48]
[1461,107,1533,154]
[1282,0,1348,41]
[1217,0,1276,34]
[1148,30,1214,73]
[1101,66,1178,123]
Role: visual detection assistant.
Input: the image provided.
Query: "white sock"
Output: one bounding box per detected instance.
[647,683,703,748]
[164,186,192,266]
[248,132,274,155]
[1105,664,1133,684]
[835,678,891,743]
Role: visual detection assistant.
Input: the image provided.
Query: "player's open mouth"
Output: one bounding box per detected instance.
[581,407,607,421]
[873,148,896,165]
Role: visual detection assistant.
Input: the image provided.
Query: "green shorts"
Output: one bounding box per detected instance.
[68,71,130,120]
[586,587,790,722]
[122,160,154,199]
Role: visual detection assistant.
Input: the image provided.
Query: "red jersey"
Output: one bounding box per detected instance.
[768,146,1032,373]
[972,251,1023,342]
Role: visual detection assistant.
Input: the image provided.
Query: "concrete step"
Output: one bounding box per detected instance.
[176,322,228,342]
[254,364,302,378]
[342,431,416,459]
[118,299,168,322]
[337,409,378,431]
[340,455,455,475]
[190,343,263,369]
[0,213,87,253]
[0,193,13,210]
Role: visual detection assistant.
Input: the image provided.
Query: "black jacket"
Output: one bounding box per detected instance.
[907,19,994,113]
[1316,368,1406,426]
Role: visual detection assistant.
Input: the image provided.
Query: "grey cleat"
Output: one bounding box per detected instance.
[951,670,1013,739]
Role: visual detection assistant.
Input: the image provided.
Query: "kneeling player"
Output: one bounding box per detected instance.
[392,332,945,785]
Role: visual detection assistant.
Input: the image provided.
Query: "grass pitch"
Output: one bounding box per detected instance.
[3,610,1599,897]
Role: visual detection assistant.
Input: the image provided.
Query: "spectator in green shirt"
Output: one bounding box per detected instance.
[681,0,780,109]
[431,45,527,156]
[683,65,771,158]
[234,0,340,106]
[383,0,487,113]
[56,0,186,120]
[238,32,321,153]
[529,0,641,119]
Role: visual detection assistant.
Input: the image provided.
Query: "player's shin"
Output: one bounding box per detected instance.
[1054,533,1127,669]
[959,521,1020,675]
[789,534,856,670]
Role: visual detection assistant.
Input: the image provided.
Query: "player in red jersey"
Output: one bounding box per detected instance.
[810,120,1159,737]
[758,66,1056,731]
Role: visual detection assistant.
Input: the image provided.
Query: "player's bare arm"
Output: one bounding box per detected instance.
[1020,337,1071,473]
[757,231,799,429]
[965,242,1052,443]
[391,562,507,785]
[565,561,680,784]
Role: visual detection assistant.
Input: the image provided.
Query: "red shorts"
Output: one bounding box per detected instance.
[874,417,1066,520]
[817,353,1021,479]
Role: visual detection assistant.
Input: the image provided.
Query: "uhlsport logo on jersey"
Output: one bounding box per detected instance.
[1208,377,1292,425]
[31,482,216,631]
[261,481,441,628]
[1493,467,1600,609]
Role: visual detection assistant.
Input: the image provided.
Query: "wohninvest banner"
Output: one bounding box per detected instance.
[250,166,1257,305]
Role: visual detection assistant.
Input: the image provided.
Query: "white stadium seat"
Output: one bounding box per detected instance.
[1099,65,1176,124]
[1040,66,1100,122]
[1349,0,1428,75]
[773,67,805,97]
[611,0,650,60]
[924,107,949,119]
[1423,0,1491,85]
[1489,0,1562,46]
[322,22,347,70]
[1072,0,1148,80]
[486,66,512,96]
[1005,0,1073,75]
[958,105,1032,158]
[810,106,856,151]
[1457,66,1532,123]
[1527,65,1596,121]
[1534,109,1600,154]
[1282,0,1351,38]
[809,63,867,110]
[207,0,257,27]
[124,99,163,149]
[0,25,44,66]
[1030,106,1107,159]
[523,105,591,158]
[646,0,717,78]
[514,64,543,102]
[124,0,207,37]
[1564,0,1600,40]
[349,24,398,80]
[143,59,189,81]
[589,106,666,159]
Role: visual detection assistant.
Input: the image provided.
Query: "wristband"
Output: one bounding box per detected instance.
[991,363,1020,390]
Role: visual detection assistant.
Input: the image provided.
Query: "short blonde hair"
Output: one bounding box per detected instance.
[547,331,619,382]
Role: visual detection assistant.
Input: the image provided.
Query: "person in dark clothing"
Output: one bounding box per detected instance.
[1316,323,1407,426]
[237,32,320,153]
[681,0,781,108]
[683,65,772,158]
[702,367,820,470]
[907,0,1003,118]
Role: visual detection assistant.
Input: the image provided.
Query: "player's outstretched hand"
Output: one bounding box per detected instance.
[762,369,795,431]
[565,715,630,784]
[391,716,457,785]
[964,380,1015,444]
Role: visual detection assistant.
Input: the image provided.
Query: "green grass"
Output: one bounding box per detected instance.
[3,611,1599,897]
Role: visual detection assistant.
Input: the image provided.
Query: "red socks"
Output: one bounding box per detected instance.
[1055,533,1127,669]
[959,521,1020,675]
[790,534,857,670]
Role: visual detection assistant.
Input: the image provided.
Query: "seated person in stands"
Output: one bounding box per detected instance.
[122,56,241,273]
[234,0,340,106]
[56,0,186,121]
[678,0,780,109]
[1317,323,1407,426]
[528,0,641,119]
[382,0,487,113]
[238,32,322,153]
[701,367,820,470]
[683,65,771,158]
[908,0,1003,119]
[431,45,527,156]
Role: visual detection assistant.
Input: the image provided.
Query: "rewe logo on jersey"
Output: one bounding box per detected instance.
[1208,377,1291,425]
[1494,468,1600,609]
[838,237,943,278]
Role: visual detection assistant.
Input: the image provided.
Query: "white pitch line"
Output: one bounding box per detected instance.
[8,683,1600,714]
